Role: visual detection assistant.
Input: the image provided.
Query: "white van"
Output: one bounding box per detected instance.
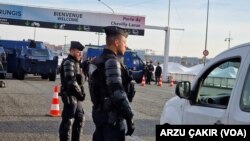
[160,43,250,125]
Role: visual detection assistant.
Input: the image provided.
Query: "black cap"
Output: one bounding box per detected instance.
[104,26,128,38]
[70,41,84,51]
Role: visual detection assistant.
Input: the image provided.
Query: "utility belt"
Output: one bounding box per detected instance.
[94,97,122,126]
[59,86,73,100]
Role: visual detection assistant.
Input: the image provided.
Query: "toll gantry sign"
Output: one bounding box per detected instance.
[0,3,145,35]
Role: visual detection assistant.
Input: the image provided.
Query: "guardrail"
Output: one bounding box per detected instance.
[169,73,196,83]
[203,77,235,89]
[169,73,235,89]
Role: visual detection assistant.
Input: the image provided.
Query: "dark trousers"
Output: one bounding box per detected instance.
[92,109,125,141]
[155,75,160,84]
[146,73,152,84]
[59,95,84,141]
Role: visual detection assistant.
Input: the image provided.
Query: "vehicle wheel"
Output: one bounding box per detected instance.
[0,73,6,79]
[18,68,25,80]
[0,80,6,88]
[41,74,49,79]
[49,72,56,81]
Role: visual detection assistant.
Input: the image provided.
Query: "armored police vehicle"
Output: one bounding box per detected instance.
[83,44,145,83]
[0,39,58,81]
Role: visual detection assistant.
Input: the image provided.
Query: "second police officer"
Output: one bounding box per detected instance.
[88,26,135,141]
[59,41,85,141]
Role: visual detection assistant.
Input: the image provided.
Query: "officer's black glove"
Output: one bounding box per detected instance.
[78,94,85,101]
[76,74,83,85]
[126,119,135,136]
[78,86,85,101]
[127,82,135,102]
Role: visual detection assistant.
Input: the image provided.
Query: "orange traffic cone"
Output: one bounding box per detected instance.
[141,75,145,86]
[48,85,61,117]
[158,75,162,87]
[0,80,6,88]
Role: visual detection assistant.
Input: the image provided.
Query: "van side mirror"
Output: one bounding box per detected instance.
[175,81,191,99]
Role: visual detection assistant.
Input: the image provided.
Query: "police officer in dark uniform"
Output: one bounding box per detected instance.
[88,26,135,141]
[155,62,162,85]
[146,60,154,85]
[59,41,85,141]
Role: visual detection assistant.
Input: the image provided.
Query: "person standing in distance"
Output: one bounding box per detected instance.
[59,41,86,141]
[88,26,135,141]
[155,62,162,85]
[146,61,154,85]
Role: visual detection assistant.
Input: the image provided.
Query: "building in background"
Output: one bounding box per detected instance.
[135,49,211,67]
[45,43,70,55]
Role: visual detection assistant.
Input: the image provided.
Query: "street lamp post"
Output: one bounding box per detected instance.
[225,32,232,49]
[204,0,210,66]
[162,0,171,82]
[33,27,36,40]
[96,32,103,46]
[64,35,68,54]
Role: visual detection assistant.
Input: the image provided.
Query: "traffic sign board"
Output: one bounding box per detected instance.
[203,50,209,56]
[0,3,145,35]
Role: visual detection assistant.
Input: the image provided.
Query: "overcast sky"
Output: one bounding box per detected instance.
[0,0,249,58]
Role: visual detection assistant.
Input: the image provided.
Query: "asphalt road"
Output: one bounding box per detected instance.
[0,75,175,141]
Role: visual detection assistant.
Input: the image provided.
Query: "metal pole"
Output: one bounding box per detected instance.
[98,33,100,46]
[225,31,232,49]
[163,28,170,82]
[204,0,209,66]
[33,27,36,40]
[167,0,171,28]
[64,35,67,54]
[162,0,171,82]
[96,32,103,46]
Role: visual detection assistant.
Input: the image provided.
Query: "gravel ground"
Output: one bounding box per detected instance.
[0,75,175,141]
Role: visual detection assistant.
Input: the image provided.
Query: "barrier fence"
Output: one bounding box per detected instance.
[169,73,235,89]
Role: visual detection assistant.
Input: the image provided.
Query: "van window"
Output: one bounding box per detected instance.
[133,58,140,65]
[31,49,48,57]
[240,65,250,112]
[196,59,241,108]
